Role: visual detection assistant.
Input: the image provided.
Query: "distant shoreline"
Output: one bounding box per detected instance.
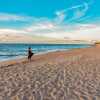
[0,41,94,45]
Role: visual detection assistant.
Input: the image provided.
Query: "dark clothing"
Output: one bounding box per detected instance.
[28,49,34,60]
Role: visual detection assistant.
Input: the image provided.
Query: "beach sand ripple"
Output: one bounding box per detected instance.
[0,45,100,100]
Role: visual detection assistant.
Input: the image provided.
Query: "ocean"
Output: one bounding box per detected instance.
[0,43,91,61]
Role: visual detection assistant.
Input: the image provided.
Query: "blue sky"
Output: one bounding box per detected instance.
[0,0,99,25]
[0,0,100,40]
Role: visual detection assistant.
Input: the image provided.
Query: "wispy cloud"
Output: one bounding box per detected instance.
[55,11,66,23]
[22,18,100,40]
[0,21,100,41]
[26,21,56,32]
[71,25,100,40]
[0,13,33,22]
[55,1,92,24]
[69,2,89,21]
[0,28,27,34]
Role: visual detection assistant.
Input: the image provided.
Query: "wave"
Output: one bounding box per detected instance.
[0,44,91,61]
[0,53,26,57]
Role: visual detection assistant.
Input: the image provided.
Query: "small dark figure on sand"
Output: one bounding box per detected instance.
[28,47,34,61]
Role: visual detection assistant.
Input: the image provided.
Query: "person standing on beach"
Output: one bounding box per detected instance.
[28,47,34,61]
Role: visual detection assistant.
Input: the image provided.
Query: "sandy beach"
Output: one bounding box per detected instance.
[0,44,100,100]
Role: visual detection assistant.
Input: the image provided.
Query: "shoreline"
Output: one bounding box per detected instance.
[0,44,93,67]
[0,43,92,63]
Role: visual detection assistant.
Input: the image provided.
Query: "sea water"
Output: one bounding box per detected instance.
[0,43,91,61]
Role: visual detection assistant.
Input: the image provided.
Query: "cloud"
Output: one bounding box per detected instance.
[71,25,100,40]
[0,22,100,41]
[26,18,100,40]
[68,2,89,21]
[26,21,56,32]
[55,1,91,24]
[0,28,27,35]
[55,11,66,23]
[0,13,33,22]
[75,15,91,22]
[21,17,100,40]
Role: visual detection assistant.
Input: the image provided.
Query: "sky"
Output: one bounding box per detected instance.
[0,0,100,41]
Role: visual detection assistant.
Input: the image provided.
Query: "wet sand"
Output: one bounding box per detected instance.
[0,44,100,100]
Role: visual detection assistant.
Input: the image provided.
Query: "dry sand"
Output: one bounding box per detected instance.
[0,44,100,100]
